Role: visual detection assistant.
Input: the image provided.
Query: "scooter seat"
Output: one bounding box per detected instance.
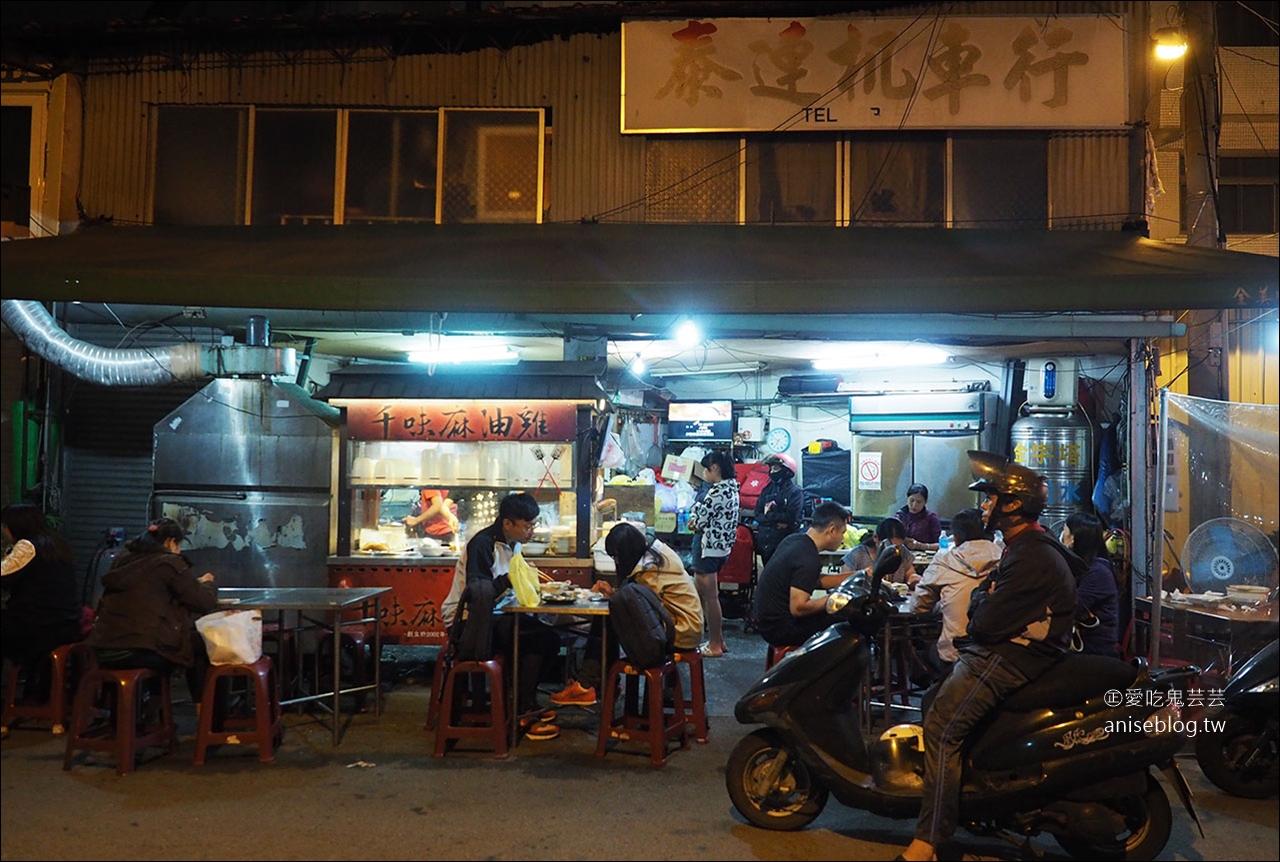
[1001,654,1138,712]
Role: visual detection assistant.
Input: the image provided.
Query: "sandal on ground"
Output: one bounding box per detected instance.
[698,644,725,658]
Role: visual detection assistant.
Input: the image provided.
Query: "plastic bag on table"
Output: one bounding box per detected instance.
[195,609,264,665]
[508,550,542,607]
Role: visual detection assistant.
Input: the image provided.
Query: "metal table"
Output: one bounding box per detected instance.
[499,592,611,748]
[217,586,391,746]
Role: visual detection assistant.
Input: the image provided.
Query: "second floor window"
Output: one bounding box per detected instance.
[151,106,544,226]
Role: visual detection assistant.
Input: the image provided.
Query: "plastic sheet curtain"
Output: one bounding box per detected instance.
[1150,391,1280,665]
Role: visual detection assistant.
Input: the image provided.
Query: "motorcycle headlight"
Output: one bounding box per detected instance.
[826,591,851,614]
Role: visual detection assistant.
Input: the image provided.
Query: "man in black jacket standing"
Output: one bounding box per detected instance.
[896,452,1080,862]
[752,453,805,565]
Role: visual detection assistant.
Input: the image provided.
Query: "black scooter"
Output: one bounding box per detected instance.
[727,546,1204,861]
[1194,636,1279,798]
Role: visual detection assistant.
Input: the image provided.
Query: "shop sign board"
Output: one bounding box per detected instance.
[622,15,1125,132]
[339,399,582,442]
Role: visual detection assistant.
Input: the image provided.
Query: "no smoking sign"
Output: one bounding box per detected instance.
[858,452,882,490]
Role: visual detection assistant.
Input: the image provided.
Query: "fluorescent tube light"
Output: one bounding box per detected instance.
[408,344,520,365]
[654,362,764,378]
[812,343,950,370]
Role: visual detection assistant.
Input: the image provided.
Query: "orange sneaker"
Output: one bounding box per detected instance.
[549,680,597,706]
[520,716,561,740]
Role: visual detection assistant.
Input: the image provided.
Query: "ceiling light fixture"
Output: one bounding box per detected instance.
[654,362,765,378]
[812,342,950,370]
[629,354,646,376]
[407,341,520,365]
[675,319,701,348]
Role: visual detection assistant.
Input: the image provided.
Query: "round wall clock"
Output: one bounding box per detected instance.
[766,426,791,453]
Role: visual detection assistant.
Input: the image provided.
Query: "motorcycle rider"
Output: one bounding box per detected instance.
[752,453,805,565]
[897,452,1080,862]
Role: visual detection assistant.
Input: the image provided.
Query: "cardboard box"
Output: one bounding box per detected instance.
[661,454,704,485]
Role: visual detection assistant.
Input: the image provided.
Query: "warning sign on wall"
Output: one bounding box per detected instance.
[857,452,882,491]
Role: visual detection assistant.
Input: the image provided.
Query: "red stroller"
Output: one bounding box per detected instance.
[717,524,759,633]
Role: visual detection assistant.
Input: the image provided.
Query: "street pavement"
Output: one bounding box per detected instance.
[2,619,1276,861]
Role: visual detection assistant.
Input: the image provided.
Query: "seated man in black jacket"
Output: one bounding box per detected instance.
[896,452,1080,862]
[440,492,562,741]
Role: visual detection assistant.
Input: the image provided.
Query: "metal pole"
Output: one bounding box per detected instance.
[1151,387,1170,667]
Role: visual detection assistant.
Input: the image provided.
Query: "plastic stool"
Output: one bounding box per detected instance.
[63,666,176,776]
[316,623,377,711]
[423,645,454,732]
[595,657,689,767]
[432,656,508,759]
[193,656,284,765]
[765,644,799,670]
[261,621,300,700]
[2,641,95,736]
[672,649,709,743]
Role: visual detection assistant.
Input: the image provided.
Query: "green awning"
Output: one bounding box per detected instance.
[2,222,1275,314]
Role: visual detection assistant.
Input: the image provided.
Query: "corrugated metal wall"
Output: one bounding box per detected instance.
[1049,131,1131,230]
[75,7,1148,229]
[78,31,646,226]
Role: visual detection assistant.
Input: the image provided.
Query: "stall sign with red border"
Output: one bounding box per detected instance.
[339,399,582,442]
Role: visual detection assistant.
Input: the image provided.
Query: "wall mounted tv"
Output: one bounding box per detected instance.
[667,400,734,443]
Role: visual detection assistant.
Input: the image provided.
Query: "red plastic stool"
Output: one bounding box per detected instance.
[193,656,285,765]
[63,666,176,776]
[672,649,709,743]
[765,644,799,670]
[316,623,377,711]
[261,621,300,700]
[424,644,454,732]
[595,657,689,767]
[432,656,508,759]
[2,641,95,736]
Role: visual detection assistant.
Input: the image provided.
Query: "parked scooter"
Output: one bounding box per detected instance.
[727,545,1203,861]
[1194,636,1278,798]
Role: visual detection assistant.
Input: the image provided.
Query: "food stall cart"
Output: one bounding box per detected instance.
[318,362,609,644]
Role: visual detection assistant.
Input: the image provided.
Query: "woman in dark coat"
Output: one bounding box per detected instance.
[1061,512,1120,658]
[87,518,218,702]
[1,503,86,713]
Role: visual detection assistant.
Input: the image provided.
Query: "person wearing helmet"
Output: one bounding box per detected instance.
[752,453,805,565]
[897,451,1080,862]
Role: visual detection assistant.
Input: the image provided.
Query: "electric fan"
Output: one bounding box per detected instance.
[1181,518,1279,594]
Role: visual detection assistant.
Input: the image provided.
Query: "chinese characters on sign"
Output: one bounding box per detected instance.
[341,399,581,442]
[623,16,1125,132]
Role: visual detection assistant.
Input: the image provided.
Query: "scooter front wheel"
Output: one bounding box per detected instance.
[1194,710,1279,798]
[726,729,829,831]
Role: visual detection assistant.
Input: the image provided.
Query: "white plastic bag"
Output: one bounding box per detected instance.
[195,609,264,665]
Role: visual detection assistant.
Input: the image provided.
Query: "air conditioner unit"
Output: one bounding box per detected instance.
[848,392,992,432]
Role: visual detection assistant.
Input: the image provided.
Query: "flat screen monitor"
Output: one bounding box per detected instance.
[667,400,734,442]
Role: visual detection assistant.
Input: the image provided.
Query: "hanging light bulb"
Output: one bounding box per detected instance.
[675,319,701,348]
[629,354,646,376]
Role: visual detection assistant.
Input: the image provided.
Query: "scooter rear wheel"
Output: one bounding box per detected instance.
[1053,774,1171,861]
[726,729,828,831]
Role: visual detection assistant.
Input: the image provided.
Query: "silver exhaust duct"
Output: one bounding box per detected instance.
[2,299,208,386]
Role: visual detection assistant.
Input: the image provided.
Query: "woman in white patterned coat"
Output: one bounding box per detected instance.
[687,449,740,657]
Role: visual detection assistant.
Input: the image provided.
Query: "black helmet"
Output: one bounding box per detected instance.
[967,450,1047,519]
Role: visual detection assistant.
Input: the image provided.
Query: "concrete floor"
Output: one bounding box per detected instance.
[2,617,1276,861]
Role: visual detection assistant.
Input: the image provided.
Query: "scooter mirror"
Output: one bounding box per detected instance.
[866,544,902,607]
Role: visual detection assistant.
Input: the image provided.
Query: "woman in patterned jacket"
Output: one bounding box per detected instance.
[688,449,740,657]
